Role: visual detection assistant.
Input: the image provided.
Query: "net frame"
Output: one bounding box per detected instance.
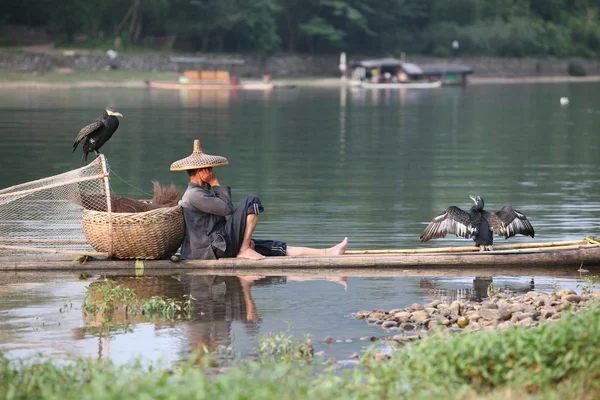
[0,155,112,258]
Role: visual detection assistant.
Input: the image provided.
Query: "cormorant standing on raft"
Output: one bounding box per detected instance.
[420,195,535,251]
[72,107,123,162]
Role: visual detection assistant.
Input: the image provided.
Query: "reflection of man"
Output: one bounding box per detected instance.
[182,275,348,358]
[170,140,348,260]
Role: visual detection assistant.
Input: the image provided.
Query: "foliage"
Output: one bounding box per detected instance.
[1,304,599,399]
[142,294,195,320]
[4,0,600,57]
[82,278,195,321]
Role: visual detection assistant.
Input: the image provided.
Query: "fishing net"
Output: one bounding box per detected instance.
[0,155,185,260]
[0,156,110,258]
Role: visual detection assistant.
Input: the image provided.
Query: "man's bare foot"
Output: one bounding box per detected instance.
[237,247,266,260]
[326,237,348,256]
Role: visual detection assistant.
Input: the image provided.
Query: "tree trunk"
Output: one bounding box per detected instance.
[128,0,140,45]
[134,13,143,43]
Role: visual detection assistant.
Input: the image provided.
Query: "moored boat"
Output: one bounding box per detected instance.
[347,57,473,87]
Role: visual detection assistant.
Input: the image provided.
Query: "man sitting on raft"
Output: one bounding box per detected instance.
[171,140,348,260]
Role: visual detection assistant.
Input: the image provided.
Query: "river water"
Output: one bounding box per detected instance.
[0,83,599,364]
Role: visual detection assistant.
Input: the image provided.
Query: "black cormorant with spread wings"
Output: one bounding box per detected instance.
[420,195,535,250]
[72,108,123,162]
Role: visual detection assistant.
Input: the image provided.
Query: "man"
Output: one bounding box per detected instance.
[171,140,348,260]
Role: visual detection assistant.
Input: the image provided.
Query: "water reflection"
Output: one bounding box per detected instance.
[0,269,597,364]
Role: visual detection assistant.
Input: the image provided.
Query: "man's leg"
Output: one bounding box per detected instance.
[285,237,348,257]
[237,213,266,260]
[220,194,266,260]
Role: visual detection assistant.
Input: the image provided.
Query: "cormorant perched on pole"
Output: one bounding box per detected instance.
[420,195,535,251]
[72,107,123,163]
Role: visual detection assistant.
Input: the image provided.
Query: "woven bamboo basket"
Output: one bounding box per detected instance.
[82,205,184,259]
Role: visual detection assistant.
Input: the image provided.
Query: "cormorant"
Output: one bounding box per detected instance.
[72,107,123,162]
[420,195,535,250]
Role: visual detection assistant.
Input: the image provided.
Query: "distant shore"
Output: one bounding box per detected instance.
[1,74,600,89]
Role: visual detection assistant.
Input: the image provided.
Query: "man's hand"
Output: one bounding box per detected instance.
[197,167,220,186]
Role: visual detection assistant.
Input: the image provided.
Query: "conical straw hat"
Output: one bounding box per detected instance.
[170,140,229,171]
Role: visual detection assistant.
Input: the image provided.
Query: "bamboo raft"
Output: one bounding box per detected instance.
[1,238,600,272]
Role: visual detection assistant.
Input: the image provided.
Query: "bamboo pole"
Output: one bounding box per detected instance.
[99,155,114,258]
[345,239,589,255]
[0,173,109,199]
[0,238,89,244]
[0,244,107,257]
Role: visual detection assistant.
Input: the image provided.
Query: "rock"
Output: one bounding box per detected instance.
[439,309,452,317]
[534,299,545,307]
[424,307,438,315]
[457,316,469,328]
[467,312,481,322]
[355,314,367,320]
[411,303,425,311]
[526,291,541,298]
[315,350,325,357]
[551,313,561,320]
[374,353,390,361]
[563,294,582,303]
[499,310,512,321]
[555,288,577,298]
[391,334,408,342]
[368,312,385,320]
[412,311,430,324]
[323,337,334,344]
[479,309,500,321]
[450,301,461,315]
[428,300,441,308]
[497,321,514,330]
[540,309,555,319]
[394,312,412,322]
[497,299,510,309]
[388,309,403,315]
[589,292,600,300]
[401,322,415,331]
[511,312,526,323]
[518,317,534,327]
[375,320,384,325]
[427,320,439,330]
[360,336,378,342]
[469,322,482,331]
[482,301,499,309]
[441,318,452,326]
[367,318,379,324]
[351,352,360,359]
[381,320,398,329]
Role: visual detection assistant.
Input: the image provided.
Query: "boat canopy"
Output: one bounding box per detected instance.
[419,64,474,75]
[350,58,403,69]
[350,58,473,77]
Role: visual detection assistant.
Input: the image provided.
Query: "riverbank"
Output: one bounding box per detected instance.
[354,287,600,345]
[1,299,598,399]
[1,69,600,89]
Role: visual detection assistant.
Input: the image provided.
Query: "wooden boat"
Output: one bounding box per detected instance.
[145,80,275,91]
[2,238,600,271]
[347,57,472,87]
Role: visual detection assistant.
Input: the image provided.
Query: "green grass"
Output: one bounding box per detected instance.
[0,69,176,83]
[1,302,599,399]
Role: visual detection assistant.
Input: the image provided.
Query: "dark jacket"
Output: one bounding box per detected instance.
[179,182,234,260]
